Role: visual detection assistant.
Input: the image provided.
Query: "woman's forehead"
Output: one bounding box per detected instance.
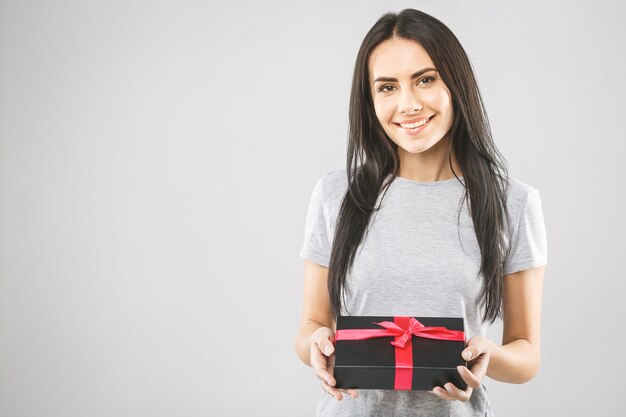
[368,38,435,83]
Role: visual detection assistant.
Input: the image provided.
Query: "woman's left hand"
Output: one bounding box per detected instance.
[429,335,491,402]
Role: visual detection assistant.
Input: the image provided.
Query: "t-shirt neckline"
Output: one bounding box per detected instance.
[389,174,465,186]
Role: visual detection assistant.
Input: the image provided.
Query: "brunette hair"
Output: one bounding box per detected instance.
[328,8,513,325]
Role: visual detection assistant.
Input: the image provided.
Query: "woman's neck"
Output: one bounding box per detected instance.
[396,138,462,182]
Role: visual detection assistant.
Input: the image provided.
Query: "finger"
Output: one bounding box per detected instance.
[466,354,490,381]
[462,337,488,361]
[317,338,335,357]
[320,379,358,400]
[443,382,472,402]
[462,345,481,361]
[429,386,455,401]
[321,380,345,401]
[336,388,358,398]
[311,338,336,379]
[343,388,359,398]
[310,344,335,385]
[456,365,482,389]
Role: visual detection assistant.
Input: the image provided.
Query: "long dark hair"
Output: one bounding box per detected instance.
[328,9,513,325]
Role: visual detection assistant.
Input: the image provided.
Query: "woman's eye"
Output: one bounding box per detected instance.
[378,76,435,93]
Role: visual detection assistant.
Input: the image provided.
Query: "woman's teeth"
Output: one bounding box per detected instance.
[399,117,431,129]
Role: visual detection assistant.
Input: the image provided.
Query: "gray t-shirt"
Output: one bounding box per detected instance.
[299,168,548,417]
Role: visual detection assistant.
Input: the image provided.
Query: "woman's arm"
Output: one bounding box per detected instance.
[486,265,545,383]
[294,259,335,367]
[295,260,358,400]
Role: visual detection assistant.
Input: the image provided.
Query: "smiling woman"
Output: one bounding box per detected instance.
[295,8,547,417]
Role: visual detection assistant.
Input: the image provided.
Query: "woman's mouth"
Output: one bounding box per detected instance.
[394,115,434,135]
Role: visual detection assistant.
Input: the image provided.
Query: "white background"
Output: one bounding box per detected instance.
[1,0,624,415]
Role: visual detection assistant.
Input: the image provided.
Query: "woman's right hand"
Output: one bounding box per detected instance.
[309,326,359,401]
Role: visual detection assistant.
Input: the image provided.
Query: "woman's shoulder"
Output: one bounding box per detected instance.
[504,176,543,221]
[317,168,349,199]
[505,176,541,200]
[318,167,348,184]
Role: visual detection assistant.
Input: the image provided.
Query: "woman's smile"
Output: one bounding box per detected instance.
[393,115,435,135]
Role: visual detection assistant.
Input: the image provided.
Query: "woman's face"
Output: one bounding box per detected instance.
[368,37,454,156]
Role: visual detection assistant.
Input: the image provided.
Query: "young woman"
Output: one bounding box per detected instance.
[295,8,547,417]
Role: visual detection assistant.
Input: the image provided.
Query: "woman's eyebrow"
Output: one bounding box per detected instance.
[373,67,438,83]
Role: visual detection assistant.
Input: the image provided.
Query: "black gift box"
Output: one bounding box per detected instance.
[333,316,467,391]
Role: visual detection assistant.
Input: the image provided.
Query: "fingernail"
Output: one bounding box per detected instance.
[324,345,333,355]
[463,350,472,360]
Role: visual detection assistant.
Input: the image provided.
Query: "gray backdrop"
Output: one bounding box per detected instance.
[1,0,624,416]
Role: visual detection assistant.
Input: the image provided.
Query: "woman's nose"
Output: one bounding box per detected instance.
[398,90,422,114]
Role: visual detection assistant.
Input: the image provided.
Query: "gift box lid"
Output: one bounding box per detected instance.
[334,316,466,369]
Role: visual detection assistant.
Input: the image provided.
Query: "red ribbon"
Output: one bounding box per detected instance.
[334,316,465,390]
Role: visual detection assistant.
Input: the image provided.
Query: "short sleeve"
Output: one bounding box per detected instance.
[299,177,331,267]
[503,187,548,275]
